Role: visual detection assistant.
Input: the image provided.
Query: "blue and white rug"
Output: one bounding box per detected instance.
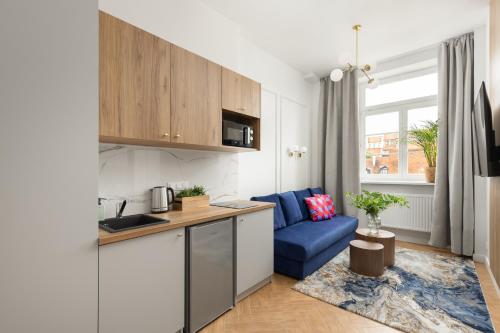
[293,247,494,333]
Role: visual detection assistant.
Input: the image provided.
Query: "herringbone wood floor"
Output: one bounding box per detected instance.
[201,241,500,333]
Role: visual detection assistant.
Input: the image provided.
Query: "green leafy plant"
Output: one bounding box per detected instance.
[345,190,409,216]
[176,185,207,198]
[407,120,438,167]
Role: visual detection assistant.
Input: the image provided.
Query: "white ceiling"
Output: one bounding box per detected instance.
[201,0,489,77]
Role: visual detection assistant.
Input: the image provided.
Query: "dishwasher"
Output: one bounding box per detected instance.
[186,218,234,333]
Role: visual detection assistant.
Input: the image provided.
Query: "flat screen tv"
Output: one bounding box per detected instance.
[472,82,500,177]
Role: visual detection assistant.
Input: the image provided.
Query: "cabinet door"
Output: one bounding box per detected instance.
[99,11,171,141]
[171,45,221,146]
[222,67,261,118]
[236,209,273,297]
[99,229,185,333]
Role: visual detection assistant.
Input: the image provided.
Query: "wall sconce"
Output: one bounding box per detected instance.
[288,145,299,157]
[298,146,308,158]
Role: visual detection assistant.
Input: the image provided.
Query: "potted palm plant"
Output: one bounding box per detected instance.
[407,120,438,183]
[346,191,409,234]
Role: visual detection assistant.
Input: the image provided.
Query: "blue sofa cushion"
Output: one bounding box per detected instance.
[279,191,303,226]
[251,194,286,230]
[274,215,358,261]
[309,187,324,196]
[293,189,312,221]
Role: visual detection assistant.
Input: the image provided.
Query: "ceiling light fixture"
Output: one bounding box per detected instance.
[330,24,376,87]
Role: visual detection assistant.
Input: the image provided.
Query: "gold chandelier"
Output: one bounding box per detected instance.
[330,24,376,86]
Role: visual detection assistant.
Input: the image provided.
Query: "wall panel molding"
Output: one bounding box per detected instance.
[262,87,280,193]
[279,95,311,192]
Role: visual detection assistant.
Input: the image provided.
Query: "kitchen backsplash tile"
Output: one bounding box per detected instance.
[99,144,238,218]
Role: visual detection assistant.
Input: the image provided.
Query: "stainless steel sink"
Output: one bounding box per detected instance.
[99,214,169,233]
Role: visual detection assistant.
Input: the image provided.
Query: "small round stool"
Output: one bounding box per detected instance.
[349,239,384,277]
[355,228,395,266]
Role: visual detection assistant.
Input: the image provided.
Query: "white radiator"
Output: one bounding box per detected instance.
[379,193,433,232]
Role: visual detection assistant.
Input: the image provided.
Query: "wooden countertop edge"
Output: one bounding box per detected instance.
[98,201,275,246]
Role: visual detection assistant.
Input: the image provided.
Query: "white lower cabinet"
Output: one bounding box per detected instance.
[236,208,274,297]
[99,229,185,333]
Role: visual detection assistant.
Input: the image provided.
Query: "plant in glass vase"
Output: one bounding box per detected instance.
[346,191,409,234]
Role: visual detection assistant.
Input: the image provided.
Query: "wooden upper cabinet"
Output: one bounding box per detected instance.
[99,11,171,141]
[170,45,221,147]
[222,68,261,118]
[99,11,260,152]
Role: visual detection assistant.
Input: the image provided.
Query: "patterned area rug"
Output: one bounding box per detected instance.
[293,247,494,333]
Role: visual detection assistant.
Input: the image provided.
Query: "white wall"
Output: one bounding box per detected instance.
[311,80,322,187]
[280,97,311,191]
[98,0,313,204]
[0,1,98,333]
[473,24,491,263]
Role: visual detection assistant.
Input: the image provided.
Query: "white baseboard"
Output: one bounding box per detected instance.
[384,227,430,245]
[473,254,488,263]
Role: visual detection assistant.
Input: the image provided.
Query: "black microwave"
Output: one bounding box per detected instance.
[222,119,254,148]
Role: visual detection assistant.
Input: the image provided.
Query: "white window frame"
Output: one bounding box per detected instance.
[359,66,438,182]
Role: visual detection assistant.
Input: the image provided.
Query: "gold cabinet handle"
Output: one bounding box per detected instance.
[174,134,181,138]
[177,233,183,238]
[163,133,169,137]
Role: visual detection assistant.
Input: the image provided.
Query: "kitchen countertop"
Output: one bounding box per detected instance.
[98,200,275,245]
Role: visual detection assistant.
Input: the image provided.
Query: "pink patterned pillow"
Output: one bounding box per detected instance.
[314,194,336,217]
[304,196,333,222]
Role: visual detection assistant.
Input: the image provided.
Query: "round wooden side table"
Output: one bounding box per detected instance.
[349,240,385,277]
[356,228,395,266]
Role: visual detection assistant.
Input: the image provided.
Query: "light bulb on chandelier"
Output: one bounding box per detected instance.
[367,78,379,89]
[329,24,375,85]
[330,68,344,82]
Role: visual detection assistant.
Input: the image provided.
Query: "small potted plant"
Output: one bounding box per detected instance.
[407,120,438,183]
[173,185,209,211]
[346,191,409,234]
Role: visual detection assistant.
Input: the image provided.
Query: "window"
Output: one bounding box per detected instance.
[364,112,399,175]
[360,67,438,181]
[365,73,438,106]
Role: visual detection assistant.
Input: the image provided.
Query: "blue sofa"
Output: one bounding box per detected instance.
[251,187,358,279]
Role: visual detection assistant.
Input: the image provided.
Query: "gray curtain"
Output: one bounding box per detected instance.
[430,33,475,255]
[319,71,360,216]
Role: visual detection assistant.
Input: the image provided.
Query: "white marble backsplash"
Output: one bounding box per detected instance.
[99,144,239,218]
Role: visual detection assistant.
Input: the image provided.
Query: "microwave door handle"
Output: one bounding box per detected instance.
[244,127,249,145]
[247,127,253,146]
